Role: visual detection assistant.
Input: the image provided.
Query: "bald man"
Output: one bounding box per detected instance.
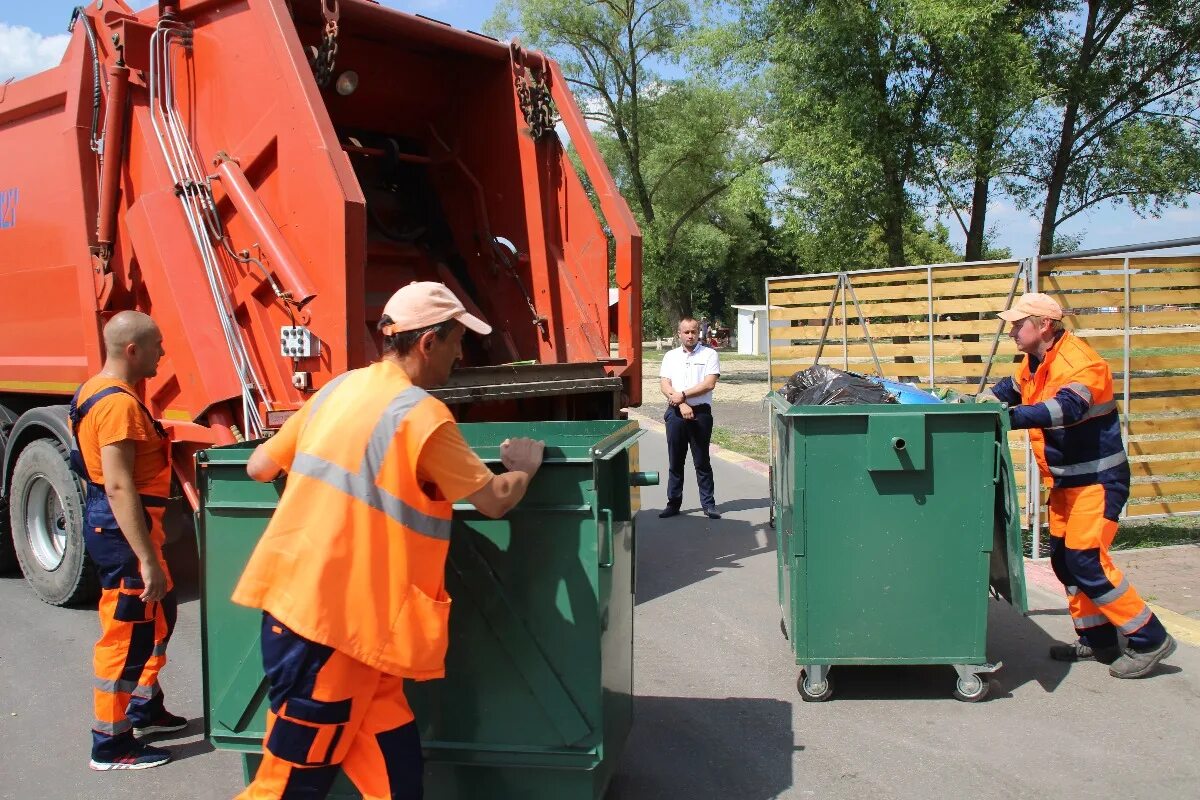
[70,311,185,770]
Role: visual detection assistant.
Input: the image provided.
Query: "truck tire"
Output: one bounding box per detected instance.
[0,404,17,573]
[9,438,99,605]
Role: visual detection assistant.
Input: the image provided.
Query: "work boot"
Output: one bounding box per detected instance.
[658,506,680,518]
[1109,634,1177,679]
[1049,639,1119,664]
[133,710,189,738]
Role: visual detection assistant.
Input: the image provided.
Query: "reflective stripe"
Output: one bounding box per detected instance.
[1064,382,1093,405]
[152,642,168,658]
[1065,585,1079,596]
[1093,578,1130,608]
[306,372,353,420]
[132,682,161,699]
[93,719,133,736]
[1048,451,1128,477]
[1079,399,1117,422]
[1118,606,1153,635]
[1044,398,1064,427]
[1072,614,1109,630]
[95,678,139,695]
[291,453,451,540]
[364,387,431,477]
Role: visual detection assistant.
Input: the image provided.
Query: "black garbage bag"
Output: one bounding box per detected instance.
[783,365,898,406]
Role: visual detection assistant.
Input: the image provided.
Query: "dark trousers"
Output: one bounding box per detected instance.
[664,403,715,510]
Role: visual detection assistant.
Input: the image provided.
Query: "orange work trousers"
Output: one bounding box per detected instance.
[1047,484,1167,651]
[85,511,176,760]
[237,613,423,800]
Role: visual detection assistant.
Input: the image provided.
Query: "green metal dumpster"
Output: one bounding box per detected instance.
[768,394,1027,702]
[196,420,657,799]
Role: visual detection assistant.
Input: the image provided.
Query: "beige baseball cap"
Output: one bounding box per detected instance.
[997,292,1064,322]
[380,281,492,336]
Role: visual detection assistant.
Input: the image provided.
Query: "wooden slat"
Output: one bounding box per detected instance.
[1129,457,1200,477]
[767,277,841,291]
[1071,311,1200,329]
[771,341,1022,359]
[1126,396,1200,412]
[1122,375,1200,393]
[1127,439,1200,457]
[1128,355,1200,371]
[1043,255,1200,271]
[1125,500,1200,516]
[1056,289,1200,307]
[771,319,1008,339]
[1040,275,1127,292]
[1128,417,1200,436]
[1130,480,1200,499]
[1130,271,1200,290]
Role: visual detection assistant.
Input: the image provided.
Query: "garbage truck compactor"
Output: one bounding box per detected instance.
[0,0,643,604]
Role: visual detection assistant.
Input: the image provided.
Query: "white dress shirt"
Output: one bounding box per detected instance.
[660,344,721,406]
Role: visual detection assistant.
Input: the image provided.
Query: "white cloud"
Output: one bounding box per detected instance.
[0,24,70,80]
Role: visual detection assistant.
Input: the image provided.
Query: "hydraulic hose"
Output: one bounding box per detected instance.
[68,7,103,151]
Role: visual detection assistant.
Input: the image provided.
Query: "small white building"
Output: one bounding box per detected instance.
[731,304,781,355]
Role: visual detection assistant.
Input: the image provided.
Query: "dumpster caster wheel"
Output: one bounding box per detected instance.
[953,674,990,703]
[798,672,833,702]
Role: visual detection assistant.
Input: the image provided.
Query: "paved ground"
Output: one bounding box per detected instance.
[3,427,1198,799]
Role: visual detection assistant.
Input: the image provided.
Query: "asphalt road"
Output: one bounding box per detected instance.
[3,427,1198,799]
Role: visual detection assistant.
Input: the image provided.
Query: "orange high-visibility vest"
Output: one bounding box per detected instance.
[232,364,458,679]
[1010,331,1126,492]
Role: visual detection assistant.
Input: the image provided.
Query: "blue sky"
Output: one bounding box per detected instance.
[4,1,1196,261]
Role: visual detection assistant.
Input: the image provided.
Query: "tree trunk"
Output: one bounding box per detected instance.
[881,170,907,268]
[657,284,691,334]
[964,127,995,262]
[1038,1,1100,255]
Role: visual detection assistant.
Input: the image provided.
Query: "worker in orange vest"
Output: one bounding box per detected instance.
[991,293,1175,678]
[232,282,545,799]
[71,311,187,771]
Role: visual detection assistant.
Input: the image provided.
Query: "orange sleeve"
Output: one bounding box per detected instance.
[259,402,310,471]
[91,394,157,448]
[416,421,495,503]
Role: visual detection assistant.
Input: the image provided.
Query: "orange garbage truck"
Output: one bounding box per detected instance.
[0,0,642,604]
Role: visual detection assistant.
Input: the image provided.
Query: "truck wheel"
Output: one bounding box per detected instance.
[9,438,98,605]
[0,496,15,574]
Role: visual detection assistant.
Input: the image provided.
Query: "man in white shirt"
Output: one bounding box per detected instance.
[659,317,722,519]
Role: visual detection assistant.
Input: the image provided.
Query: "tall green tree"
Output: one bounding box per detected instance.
[748,1,1005,269]
[489,0,773,330]
[928,2,1041,261]
[1008,1,1200,254]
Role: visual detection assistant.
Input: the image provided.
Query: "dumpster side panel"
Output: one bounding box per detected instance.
[789,408,997,665]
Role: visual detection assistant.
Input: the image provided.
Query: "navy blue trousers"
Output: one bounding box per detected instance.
[664,403,716,510]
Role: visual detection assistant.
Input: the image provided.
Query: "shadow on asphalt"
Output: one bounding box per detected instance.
[635,507,775,606]
[611,695,794,799]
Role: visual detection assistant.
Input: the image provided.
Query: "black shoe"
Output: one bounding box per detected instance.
[133,710,188,737]
[658,507,680,518]
[89,742,172,771]
[703,508,721,519]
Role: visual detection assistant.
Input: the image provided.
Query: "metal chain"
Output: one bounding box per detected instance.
[308,0,339,88]
[517,68,556,141]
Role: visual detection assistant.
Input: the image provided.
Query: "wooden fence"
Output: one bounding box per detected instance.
[766,255,1200,531]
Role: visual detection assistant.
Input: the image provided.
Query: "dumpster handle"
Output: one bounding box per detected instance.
[630,471,659,486]
[993,441,1002,485]
[598,508,614,568]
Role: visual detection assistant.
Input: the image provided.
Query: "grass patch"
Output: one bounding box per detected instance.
[710,426,770,462]
[1024,515,1200,557]
[1113,517,1200,551]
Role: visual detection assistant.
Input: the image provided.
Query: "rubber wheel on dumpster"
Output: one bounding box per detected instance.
[952,674,992,703]
[9,438,98,605]
[798,670,833,702]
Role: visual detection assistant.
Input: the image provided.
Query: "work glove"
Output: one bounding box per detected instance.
[974,391,1000,404]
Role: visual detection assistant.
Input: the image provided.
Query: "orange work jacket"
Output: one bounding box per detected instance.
[232,363,458,679]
